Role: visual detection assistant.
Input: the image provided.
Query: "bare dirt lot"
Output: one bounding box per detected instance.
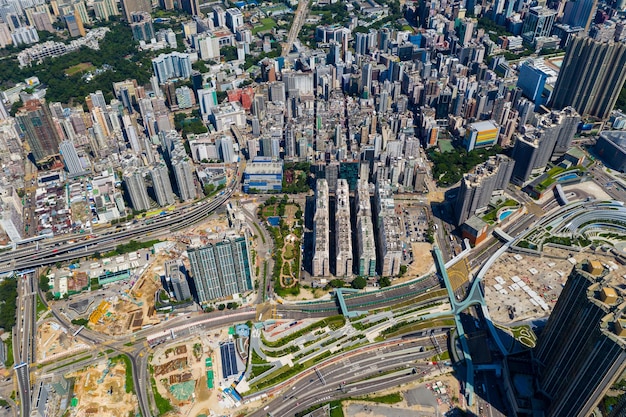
[67,359,138,417]
[37,321,90,363]
[483,247,626,324]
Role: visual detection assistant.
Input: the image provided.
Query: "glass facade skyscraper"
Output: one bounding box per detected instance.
[534,262,626,417]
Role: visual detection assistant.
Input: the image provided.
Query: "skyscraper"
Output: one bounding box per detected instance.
[120,0,151,22]
[187,237,253,304]
[172,157,197,201]
[165,260,191,301]
[550,106,581,159]
[454,154,515,225]
[551,37,626,120]
[534,262,626,417]
[150,163,175,207]
[152,52,193,84]
[124,169,151,211]
[59,140,86,177]
[130,11,154,41]
[521,7,556,44]
[355,180,376,277]
[510,115,561,184]
[312,179,330,277]
[16,99,61,164]
[562,0,597,31]
[335,179,353,277]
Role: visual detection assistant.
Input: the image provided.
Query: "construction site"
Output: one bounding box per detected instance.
[150,335,218,416]
[36,321,90,364]
[66,359,138,417]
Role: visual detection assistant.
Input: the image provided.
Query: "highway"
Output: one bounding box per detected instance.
[14,272,37,417]
[282,0,309,57]
[0,184,237,274]
[248,333,450,417]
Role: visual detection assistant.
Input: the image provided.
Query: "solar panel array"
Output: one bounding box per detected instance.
[220,342,238,379]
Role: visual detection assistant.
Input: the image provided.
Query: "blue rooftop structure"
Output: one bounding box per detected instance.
[236,323,250,338]
[220,342,238,379]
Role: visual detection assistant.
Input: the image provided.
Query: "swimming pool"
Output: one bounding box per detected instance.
[557,173,579,182]
[499,209,515,221]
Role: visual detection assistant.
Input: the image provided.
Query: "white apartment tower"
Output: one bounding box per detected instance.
[312,179,330,277]
[335,179,353,277]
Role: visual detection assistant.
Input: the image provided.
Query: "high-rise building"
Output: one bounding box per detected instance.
[312,179,330,277]
[63,11,85,37]
[511,118,560,184]
[152,52,193,84]
[11,26,39,46]
[59,140,86,177]
[165,260,191,301]
[180,0,199,15]
[28,10,54,32]
[454,154,515,225]
[0,22,11,48]
[516,60,552,108]
[550,106,580,159]
[551,37,626,120]
[130,11,154,41]
[175,86,193,109]
[172,157,197,201]
[196,34,220,60]
[533,262,626,417]
[225,8,243,32]
[93,0,119,21]
[562,0,597,31]
[187,237,253,304]
[355,180,376,277]
[217,135,234,162]
[521,7,556,44]
[374,181,402,276]
[510,109,579,183]
[150,163,175,206]
[120,0,151,22]
[335,179,353,277]
[16,99,61,164]
[355,32,369,55]
[464,120,500,151]
[124,169,151,211]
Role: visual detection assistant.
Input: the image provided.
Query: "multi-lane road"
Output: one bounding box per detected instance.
[0,183,237,274]
[282,0,309,56]
[14,272,36,417]
[249,333,450,417]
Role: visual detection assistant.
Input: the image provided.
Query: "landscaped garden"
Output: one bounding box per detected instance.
[258,195,304,297]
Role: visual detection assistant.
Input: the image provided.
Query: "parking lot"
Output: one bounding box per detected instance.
[399,204,430,244]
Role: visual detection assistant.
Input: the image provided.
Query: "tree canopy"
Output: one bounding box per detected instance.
[0,23,154,104]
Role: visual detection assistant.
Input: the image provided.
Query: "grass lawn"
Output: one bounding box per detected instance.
[511,325,537,348]
[430,350,450,361]
[36,294,47,320]
[283,244,295,259]
[252,18,277,35]
[250,364,274,379]
[357,393,403,404]
[383,317,455,339]
[151,376,173,415]
[5,338,13,367]
[261,205,277,217]
[253,223,266,244]
[64,62,96,76]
